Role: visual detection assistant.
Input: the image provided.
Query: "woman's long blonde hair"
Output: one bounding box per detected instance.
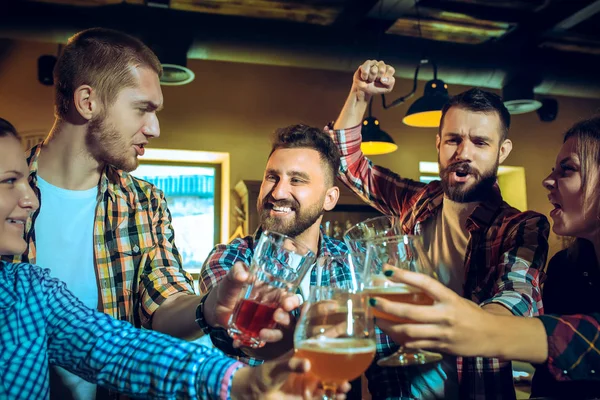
[563,116,600,260]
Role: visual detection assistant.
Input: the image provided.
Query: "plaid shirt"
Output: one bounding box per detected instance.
[532,245,600,397]
[0,145,195,328]
[199,228,353,366]
[538,313,600,382]
[327,124,550,399]
[0,261,241,400]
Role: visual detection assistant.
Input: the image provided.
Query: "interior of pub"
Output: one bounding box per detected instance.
[1,1,599,399]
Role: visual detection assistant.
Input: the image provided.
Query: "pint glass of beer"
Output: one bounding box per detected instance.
[294,254,375,400]
[364,234,443,367]
[227,230,315,348]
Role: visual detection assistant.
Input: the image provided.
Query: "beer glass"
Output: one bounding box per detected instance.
[228,230,315,348]
[364,234,443,367]
[294,254,375,400]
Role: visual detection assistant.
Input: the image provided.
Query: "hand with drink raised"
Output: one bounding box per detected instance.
[204,261,301,357]
[369,266,499,358]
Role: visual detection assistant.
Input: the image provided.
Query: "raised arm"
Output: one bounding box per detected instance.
[333,60,395,130]
[327,60,425,216]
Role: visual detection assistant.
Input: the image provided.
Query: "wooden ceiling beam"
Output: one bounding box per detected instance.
[552,0,600,32]
[497,0,600,48]
[416,0,528,24]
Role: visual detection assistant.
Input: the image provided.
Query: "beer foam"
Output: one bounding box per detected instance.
[296,338,376,354]
[363,282,420,294]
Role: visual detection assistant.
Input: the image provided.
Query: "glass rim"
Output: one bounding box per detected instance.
[343,215,402,239]
[365,234,421,243]
[261,229,314,256]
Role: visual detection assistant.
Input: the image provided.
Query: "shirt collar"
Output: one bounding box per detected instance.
[417,181,503,232]
[0,261,19,310]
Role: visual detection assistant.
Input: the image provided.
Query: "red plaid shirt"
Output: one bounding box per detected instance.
[327,124,550,399]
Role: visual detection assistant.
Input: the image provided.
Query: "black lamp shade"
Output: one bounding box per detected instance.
[361,116,397,155]
[403,79,450,128]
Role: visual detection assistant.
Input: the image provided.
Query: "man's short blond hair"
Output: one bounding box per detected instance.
[54,28,163,118]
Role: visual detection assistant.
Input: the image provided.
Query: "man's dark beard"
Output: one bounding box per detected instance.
[259,197,324,238]
[439,159,499,203]
[86,115,137,172]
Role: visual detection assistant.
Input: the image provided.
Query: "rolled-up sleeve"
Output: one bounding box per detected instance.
[325,124,425,217]
[138,188,195,328]
[480,213,550,317]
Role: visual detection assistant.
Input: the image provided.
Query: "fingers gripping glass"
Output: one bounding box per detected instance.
[364,234,443,367]
[228,230,315,348]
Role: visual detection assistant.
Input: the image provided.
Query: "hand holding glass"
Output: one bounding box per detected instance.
[228,230,315,348]
[365,234,443,367]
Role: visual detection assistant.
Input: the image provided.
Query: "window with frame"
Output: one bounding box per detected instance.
[132,149,230,278]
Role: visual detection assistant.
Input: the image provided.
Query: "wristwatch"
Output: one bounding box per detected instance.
[194,292,214,334]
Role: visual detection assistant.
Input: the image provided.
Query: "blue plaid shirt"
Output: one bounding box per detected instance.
[200,229,403,398]
[0,261,242,400]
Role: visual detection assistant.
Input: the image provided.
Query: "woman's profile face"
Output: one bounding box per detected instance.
[0,135,39,255]
[543,137,599,240]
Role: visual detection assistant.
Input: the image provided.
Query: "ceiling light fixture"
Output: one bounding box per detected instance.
[361,97,398,155]
[381,59,450,128]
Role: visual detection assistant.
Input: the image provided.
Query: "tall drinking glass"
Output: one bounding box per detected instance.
[364,234,443,367]
[294,254,375,400]
[228,230,315,348]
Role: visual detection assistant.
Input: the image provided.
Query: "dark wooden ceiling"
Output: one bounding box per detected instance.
[24,0,600,54]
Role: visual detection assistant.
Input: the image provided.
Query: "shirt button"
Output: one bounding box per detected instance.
[133,244,140,253]
[583,272,589,276]
[563,370,569,375]
[591,370,596,374]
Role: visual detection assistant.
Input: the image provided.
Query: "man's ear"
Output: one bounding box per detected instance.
[323,186,340,211]
[73,85,98,121]
[499,139,513,164]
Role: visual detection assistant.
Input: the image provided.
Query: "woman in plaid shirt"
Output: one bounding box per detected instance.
[370,116,600,399]
[0,118,349,399]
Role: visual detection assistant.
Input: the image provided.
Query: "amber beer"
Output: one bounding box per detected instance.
[364,283,434,324]
[295,338,376,383]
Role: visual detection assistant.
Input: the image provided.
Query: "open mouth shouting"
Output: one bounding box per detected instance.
[548,196,562,218]
[447,162,477,184]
